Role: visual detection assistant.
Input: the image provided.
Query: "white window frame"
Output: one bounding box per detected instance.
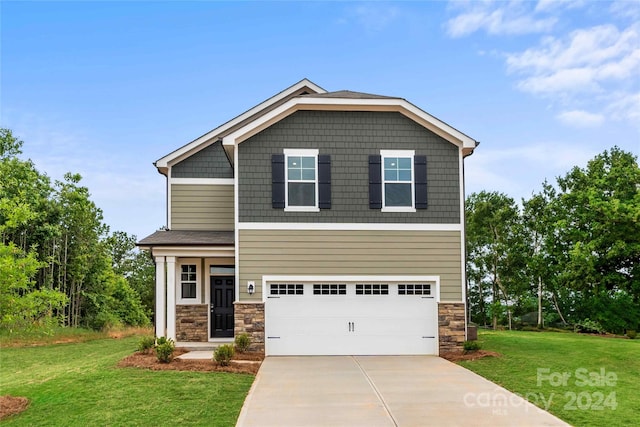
[283,148,319,212]
[176,258,201,304]
[380,149,416,212]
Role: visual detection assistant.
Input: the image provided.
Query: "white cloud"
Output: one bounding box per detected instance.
[505,23,640,124]
[535,0,585,13]
[445,1,557,38]
[507,24,640,94]
[556,110,605,127]
[446,0,640,127]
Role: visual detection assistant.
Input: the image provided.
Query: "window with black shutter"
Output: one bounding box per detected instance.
[272,149,330,211]
[370,150,427,211]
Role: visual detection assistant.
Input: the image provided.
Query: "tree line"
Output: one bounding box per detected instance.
[0,128,154,332]
[466,147,639,334]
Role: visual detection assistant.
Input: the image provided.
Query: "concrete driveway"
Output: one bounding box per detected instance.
[236,356,569,427]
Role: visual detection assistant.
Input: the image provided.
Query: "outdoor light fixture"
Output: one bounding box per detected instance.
[247,281,255,295]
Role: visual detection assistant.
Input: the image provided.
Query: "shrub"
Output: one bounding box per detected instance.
[214,344,235,366]
[463,340,481,354]
[156,336,170,345]
[155,337,175,363]
[137,336,155,353]
[234,333,251,353]
[574,319,605,334]
[627,330,637,340]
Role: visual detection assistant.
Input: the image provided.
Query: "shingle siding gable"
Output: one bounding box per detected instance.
[172,141,233,178]
[238,110,460,224]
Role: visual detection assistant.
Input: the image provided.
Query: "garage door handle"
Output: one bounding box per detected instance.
[348,322,355,332]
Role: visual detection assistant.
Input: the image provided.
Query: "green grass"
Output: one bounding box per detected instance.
[0,336,254,426]
[460,330,640,427]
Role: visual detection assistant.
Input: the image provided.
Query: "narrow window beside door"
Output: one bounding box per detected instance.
[180,264,197,299]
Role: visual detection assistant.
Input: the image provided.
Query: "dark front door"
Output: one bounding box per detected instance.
[210,276,235,338]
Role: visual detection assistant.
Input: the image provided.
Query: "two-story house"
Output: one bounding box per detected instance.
[138,79,478,356]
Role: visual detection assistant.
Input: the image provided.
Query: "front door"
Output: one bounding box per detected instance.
[210,276,235,338]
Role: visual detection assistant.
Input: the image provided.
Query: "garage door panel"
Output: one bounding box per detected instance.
[265,282,438,356]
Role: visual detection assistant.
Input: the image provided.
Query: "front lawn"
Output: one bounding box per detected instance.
[460,330,640,427]
[0,335,254,426]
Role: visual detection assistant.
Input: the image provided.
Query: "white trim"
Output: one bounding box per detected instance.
[154,256,166,338]
[380,149,415,210]
[459,146,468,339]
[155,79,326,169]
[234,143,240,304]
[222,97,477,149]
[283,148,319,156]
[283,149,319,210]
[284,207,320,212]
[381,207,417,213]
[150,247,235,258]
[380,149,415,157]
[262,275,441,303]
[176,258,202,305]
[166,256,176,341]
[238,222,462,231]
[167,167,172,229]
[170,178,234,185]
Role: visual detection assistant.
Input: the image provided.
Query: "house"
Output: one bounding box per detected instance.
[138,79,478,356]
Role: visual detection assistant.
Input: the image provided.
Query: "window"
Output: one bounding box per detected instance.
[369,151,427,211]
[381,150,414,210]
[287,156,316,206]
[398,284,431,295]
[180,264,197,299]
[270,284,304,295]
[272,150,331,210]
[313,284,346,295]
[355,284,389,295]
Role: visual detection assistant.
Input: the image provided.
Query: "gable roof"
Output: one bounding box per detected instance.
[222,93,478,156]
[155,80,478,175]
[154,78,326,175]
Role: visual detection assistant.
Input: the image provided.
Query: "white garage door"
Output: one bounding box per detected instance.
[264,281,438,356]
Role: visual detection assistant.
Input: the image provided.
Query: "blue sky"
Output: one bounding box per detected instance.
[2,1,639,240]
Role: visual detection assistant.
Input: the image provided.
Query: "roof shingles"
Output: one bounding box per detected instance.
[137,230,234,246]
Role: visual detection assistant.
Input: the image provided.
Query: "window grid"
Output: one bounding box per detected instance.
[180,265,197,299]
[270,284,304,295]
[286,152,317,208]
[381,151,414,209]
[313,284,346,295]
[355,284,389,295]
[398,284,431,295]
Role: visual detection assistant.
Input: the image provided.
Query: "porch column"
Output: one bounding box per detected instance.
[166,256,176,341]
[154,256,166,338]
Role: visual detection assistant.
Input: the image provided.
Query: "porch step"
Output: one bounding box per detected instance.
[176,340,233,351]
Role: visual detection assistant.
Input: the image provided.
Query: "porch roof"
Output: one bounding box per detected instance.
[137,230,234,247]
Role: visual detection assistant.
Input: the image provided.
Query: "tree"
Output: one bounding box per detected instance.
[466,191,526,329]
[547,147,640,333]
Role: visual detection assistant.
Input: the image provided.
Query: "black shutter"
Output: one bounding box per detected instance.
[369,155,382,209]
[318,155,331,209]
[272,154,285,209]
[414,155,428,209]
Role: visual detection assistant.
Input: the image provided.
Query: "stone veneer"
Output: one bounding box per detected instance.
[234,302,265,352]
[438,302,466,354]
[176,304,208,342]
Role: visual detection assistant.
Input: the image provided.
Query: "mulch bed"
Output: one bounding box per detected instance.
[117,349,264,375]
[0,396,30,420]
[440,350,502,362]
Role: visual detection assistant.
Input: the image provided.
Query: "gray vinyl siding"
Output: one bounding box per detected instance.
[238,111,460,223]
[171,184,234,230]
[172,141,233,178]
[238,229,463,301]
